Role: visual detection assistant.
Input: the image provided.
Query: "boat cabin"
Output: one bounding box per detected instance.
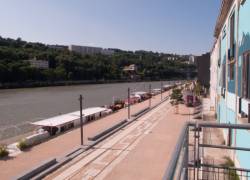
[31,107,109,135]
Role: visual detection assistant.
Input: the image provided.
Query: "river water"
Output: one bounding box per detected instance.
[0,81,176,141]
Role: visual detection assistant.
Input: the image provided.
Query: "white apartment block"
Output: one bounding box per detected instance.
[68,45,114,56]
[101,49,115,55]
[28,59,49,69]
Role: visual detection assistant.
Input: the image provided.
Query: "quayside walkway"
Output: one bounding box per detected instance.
[44,99,193,180]
[0,90,180,179]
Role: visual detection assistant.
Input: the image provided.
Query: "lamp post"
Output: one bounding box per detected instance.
[79,95,84,146]
[149,84,151,108]
[128,88,131,120]
[161,81,163,101]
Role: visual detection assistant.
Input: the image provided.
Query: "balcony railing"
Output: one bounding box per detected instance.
[163,122,250,180]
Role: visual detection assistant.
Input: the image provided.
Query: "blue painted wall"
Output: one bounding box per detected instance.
[238,0,250,96]
[236,0,250,170]
[238,0,250,56]
[218,98,227,123]
[215,0,250,171]
[236,129,250,169]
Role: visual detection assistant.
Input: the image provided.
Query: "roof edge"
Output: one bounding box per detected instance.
[214,0,234,38]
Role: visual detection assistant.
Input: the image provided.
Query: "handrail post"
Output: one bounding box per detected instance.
[185,125,189,179]
[149,84,151,108]
[228,125,232,147]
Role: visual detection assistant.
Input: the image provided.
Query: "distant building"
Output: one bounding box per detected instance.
[123,64,137,72]
[27,59,49,69]
[196,52,210,87]
[123,64,138,80]
[167,56,177,61]
[188,55,196,64]
[69,45,102,55]
[68,45,114,56]
[47,45,67,50]
[101,49,115,56]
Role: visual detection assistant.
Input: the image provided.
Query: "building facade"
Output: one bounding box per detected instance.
[196,52,210,87]
[101,48,115,56]
[27,59,49,69]
[210,0,250,169]
[69,45,114,56]
[69,45,102,55]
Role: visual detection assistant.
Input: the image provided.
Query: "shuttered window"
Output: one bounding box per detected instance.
[242,52,250,99]
[230,12,235,52]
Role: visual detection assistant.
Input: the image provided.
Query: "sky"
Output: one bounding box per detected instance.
[0,0,221,55]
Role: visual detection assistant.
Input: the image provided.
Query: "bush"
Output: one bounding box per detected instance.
[170,88,183,105]
[221,156,240,180]
[17,139,29,150]
[0,144,9,158]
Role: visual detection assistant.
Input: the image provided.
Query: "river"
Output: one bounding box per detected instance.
[0,81,176,141]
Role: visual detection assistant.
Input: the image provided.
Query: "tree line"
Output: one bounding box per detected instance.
[0,36,197,85]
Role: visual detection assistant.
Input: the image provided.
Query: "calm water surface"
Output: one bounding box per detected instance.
[0,81,173,140]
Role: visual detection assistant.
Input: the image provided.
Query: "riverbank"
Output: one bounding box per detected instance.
[0,78,184,89]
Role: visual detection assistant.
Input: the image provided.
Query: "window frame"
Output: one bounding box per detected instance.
[242,51,250,100]
[230,12,235,51]
[228,11,235,61]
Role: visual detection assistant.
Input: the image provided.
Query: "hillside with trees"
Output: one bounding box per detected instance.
[0,36,196,88]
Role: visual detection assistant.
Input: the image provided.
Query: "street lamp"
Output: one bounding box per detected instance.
[79,95,84,146]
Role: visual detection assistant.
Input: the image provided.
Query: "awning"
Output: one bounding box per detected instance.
[31,107,107,127]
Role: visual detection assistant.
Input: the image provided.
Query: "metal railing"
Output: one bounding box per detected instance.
[163,122,250,180]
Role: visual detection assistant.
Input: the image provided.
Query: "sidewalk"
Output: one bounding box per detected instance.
[0,91,170,179]
[103,105,192,180]
[45,101,194,180]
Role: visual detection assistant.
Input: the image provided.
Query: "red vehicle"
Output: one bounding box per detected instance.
[186,95,193,107]
[125,96,140,105]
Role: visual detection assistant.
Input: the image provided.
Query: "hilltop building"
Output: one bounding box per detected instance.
[123,64,137,72]
[210,0,250,170]
[123,64,139,80]
[27,58,49,69]
[68,45,114,56]
[188,55,196,64]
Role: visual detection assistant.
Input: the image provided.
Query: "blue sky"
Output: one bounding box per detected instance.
[0,0,221,55]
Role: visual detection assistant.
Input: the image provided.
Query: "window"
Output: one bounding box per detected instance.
[229,12,235,60]
[230,12,235,50]
[228,12,235,80]
[242,52,250,99]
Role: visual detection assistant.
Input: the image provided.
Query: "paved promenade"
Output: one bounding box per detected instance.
[0,91,171,179]
[45,99,193,179]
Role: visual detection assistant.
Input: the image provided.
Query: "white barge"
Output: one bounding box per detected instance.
[31,107,110,135]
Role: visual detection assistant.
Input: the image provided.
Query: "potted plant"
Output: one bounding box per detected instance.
[193,82,202,106]
[0,144,9,158]
[170,88,183,114]
[17,139,29,151]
